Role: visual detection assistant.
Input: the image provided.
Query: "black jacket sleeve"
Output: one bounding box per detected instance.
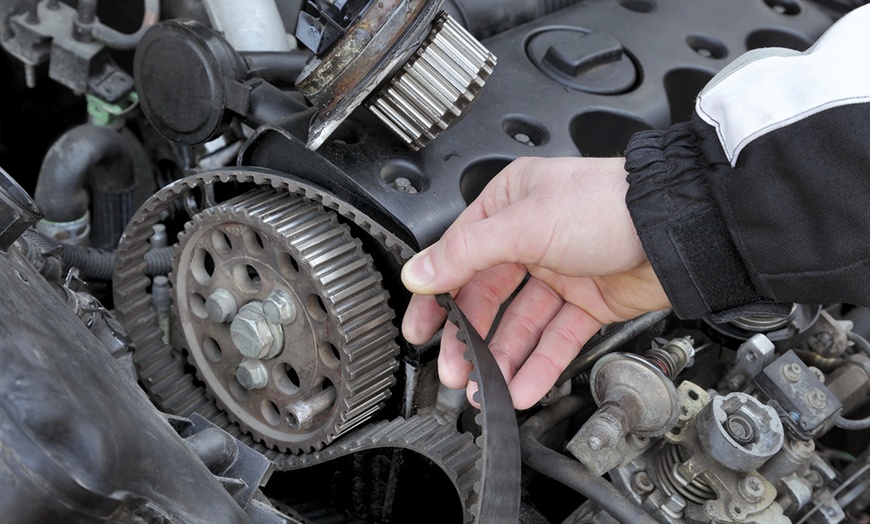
[624,5,870,322]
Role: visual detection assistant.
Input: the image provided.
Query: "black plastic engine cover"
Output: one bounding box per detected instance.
[241,0,832,250]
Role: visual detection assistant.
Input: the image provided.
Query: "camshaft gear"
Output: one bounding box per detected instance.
[112,169,517,521]
[171,188,399,453]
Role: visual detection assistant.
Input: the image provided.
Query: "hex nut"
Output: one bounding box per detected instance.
[806,389,828,410]
[205,288,238,323]
[230,302,283,359]
[236,359,269,390]
[262,289,297,324]
[782,362,802,383]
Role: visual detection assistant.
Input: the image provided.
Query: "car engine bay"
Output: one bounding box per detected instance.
[1,0,870,522]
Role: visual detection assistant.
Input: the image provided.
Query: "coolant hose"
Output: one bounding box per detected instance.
[34,124,138,249]
[520,396,658,524]
[61,244,173,280]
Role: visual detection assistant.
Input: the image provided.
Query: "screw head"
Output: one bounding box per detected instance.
[205,288,238,323]
[231,303,278,359]
[236,359,269,390]
[262,289,297,325]
[738,476,764,502]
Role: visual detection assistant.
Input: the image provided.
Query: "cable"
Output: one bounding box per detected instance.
[520,396,658,524]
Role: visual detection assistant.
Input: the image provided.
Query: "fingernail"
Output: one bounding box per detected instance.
[402,251,436,289]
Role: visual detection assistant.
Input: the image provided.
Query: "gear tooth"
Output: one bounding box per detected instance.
[467,369,479,383]
[463,348,473,362]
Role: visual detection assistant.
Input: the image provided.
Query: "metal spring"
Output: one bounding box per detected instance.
[644,347,680,378]
[652,444,716,505]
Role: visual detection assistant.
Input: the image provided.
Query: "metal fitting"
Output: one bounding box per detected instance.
[262,288,297,325]
[631,471,654,495]
[738,476,764,503]
[236,359,269,390]
[284,385,337,430]
[662,494,687,518]
[230,302,284,359]
[206,288,238,324]
[806,388,828,410]
[782,362,802,383]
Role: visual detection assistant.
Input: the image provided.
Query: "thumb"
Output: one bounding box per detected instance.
[401,209,528,295]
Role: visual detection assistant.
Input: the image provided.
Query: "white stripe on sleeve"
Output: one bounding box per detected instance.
[695,5,870,167]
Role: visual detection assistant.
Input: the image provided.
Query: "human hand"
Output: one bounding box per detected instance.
[401,156,671,409]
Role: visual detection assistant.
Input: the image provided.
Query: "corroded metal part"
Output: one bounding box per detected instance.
[296,0,444,150]
[172,187,399,453]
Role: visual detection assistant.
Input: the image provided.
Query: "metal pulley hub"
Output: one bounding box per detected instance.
[295,0,496,150]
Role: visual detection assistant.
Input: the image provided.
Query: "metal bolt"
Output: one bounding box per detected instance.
[805,471,823,488]
[587,435,604,451]
[24,63,37,89]
[810,331,834,351]
[393,177,418,194]
[806,389,828,410]
[284,386,337,429]
[514,133,531,144]
[738,476,764,503]
[151,276,171,344]
[632,471,654,494]
[782,362,802,383]
[150,224,168,249]
[585,419,619,451]
[262,289,297,325]
[206,288,238,323]
[663,494,686,515]
[236,359,269,390]
[230,303,283,359]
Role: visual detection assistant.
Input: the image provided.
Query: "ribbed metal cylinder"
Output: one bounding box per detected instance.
[367,11,496,151]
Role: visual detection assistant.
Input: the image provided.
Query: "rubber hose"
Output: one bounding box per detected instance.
[833,413,870,431]
[62,245,173,280]
[34,124,137,223]
[830,332,870,430]
[848,331,870,358]
[93,0,160,51]
[243,51,311,86]
[520,396,658,524]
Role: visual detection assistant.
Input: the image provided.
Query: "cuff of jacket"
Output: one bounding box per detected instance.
[623,119,789,322]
